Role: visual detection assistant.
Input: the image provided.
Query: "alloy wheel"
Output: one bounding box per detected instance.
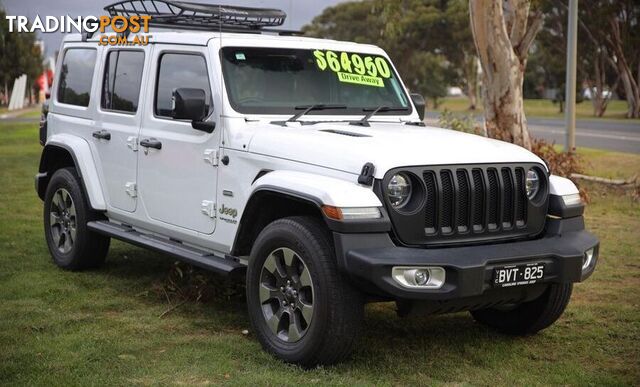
[49,188,77,254]
[259,247,314,342]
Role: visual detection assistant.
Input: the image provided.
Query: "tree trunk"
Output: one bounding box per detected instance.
[607,15,640,118]
[464,54,479,110]
[469,0,542,151]
[617,61,640,118]
[590,50,610,117]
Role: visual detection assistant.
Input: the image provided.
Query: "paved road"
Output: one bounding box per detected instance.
[426,112,640,154]
[527,117,640,154]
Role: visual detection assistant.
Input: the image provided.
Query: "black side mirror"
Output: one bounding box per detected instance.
[172,88,215,132]
[410,93,426,121]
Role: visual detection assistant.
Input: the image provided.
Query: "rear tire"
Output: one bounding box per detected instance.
[246,216,363,367]
[43,167,110,270]
[470,283,573,335]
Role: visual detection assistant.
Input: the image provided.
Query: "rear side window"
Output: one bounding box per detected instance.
[57,49,97,107]
[155,53,211,117]
[102,50,145,113]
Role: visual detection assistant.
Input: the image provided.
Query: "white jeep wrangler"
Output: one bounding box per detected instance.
[36,1,599,366]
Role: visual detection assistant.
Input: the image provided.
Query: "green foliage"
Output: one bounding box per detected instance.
[301,1,383,44]
[438,109,481,134]
[406,52,453,108]
[527,0,640,118]
[0,6,43,95]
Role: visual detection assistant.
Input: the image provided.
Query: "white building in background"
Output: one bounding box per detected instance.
[8,75,28,110]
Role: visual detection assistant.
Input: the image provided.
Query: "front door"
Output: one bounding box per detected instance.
[137,46,218,234]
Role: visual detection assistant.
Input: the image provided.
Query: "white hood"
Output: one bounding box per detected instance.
[248,121,545,178]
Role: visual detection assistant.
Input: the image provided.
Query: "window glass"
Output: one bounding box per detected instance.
[102,50,145,113]
[220,47,410,115]
[155,53,211,117]
[57,49,97,107]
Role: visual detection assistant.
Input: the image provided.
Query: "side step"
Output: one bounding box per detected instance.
[87,220,245,278]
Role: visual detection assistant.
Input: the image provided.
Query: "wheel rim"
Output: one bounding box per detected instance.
[259,247,314,343]
[49,188,77,254]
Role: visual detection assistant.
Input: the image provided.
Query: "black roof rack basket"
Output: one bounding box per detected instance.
[103,0,291,33]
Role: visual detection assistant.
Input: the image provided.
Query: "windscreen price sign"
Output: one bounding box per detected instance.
[313,50,392,88]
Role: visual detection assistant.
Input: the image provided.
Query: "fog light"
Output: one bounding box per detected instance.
[583,248,595,270]
[414,269,429,286]
[392,266,445,289]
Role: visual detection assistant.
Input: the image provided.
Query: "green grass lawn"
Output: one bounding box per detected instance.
[0,106,41,119]
[1,122,639,385]
[430,97,640,123]
[17,109,42,119]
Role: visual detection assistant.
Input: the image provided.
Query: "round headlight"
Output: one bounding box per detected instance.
[526,168,541,199]
[387,173,412,208]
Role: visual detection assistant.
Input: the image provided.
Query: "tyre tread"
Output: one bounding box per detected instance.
[247,216,363,367]
[44,167,110,271]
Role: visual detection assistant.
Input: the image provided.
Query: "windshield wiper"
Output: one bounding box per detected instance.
[270,104,348,127]
[287,104,347,123]
[351,106,409,127]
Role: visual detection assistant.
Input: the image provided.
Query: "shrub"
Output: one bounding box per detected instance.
[530,138,588,201]
[530,138,583,179]
[437,109,483,135]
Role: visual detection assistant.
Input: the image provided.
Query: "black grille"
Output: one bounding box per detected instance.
[423,172,437,234]
[381,163,548,246]
[487,169,499,229]
[456,170,469,233]
[471,169,484,230]
[515,168,527,226]
[501,168,514,228]
[440,170,454,233]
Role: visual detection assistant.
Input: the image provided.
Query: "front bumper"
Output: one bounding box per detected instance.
[334,217,599,301]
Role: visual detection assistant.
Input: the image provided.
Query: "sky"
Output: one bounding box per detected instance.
[2,0,346,57]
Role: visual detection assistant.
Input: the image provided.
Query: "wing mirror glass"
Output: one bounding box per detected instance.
[172,88,215,132]
[410,93,426,121]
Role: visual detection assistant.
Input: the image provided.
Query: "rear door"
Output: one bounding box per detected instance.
[92,48,149,212]
[137,45,219,234]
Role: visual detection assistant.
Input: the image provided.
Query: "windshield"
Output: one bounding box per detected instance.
[220,47,411,116]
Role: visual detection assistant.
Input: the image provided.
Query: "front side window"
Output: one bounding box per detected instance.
[57,49,97,107]
[155,53,212,118]
[220,47,410,115]
[102,50,145,113]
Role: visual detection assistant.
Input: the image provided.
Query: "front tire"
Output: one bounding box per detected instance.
[246,216,363,367]
[43,167,110,270]
[470,283,573,335]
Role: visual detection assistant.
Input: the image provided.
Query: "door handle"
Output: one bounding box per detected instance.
[92,130,111,140]
[139,138,162,150]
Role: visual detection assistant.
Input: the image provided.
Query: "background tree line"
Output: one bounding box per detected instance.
[303,0,640,119]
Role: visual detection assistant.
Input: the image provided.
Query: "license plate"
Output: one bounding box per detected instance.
[493,263,545,287]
